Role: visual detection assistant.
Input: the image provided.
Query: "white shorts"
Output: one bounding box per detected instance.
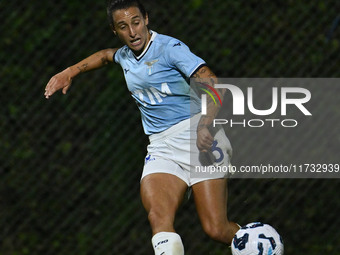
[141,114,233,186]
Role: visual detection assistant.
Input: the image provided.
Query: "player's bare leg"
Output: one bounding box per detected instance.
[192,178,239,245]
[140,173,187,255]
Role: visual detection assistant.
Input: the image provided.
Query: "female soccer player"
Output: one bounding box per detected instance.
[44,0,240,254]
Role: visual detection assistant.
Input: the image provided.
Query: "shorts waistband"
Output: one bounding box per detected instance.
[149,114,201,143]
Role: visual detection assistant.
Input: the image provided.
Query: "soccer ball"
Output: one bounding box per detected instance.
[231,222,284,255]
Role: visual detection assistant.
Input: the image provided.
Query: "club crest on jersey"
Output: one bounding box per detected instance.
[145,59,159,75]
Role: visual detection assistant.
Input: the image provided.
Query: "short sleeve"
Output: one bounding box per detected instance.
[113,47,123,64]
[166,40,206,78]
[113,50,118,64]
[113,46,129,65]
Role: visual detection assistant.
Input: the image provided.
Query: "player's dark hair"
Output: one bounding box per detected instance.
[107,0,147,29]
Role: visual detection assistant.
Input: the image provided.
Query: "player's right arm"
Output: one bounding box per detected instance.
[44,48,118,99]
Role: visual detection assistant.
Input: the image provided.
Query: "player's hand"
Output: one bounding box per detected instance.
[44,68,73,99]
[197,126,214,152]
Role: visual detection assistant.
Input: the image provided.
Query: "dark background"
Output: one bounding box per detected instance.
[1,0,339,254]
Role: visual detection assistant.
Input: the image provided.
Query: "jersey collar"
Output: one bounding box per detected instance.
[133,30,157,61]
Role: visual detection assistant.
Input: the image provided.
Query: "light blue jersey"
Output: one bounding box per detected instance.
[114,31,205,135]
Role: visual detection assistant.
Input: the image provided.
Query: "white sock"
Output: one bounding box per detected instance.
[151,232,184,255]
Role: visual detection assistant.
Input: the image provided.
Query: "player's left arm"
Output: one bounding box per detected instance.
[191,65,225,152]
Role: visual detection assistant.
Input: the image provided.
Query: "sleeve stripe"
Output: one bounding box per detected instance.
[189,62,207,77]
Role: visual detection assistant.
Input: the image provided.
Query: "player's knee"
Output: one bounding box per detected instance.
[147,208,174,228]
[202,222,225,241]
[201,220,233,243]
[147,209,161,225]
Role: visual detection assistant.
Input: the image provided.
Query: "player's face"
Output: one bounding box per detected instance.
[112,7,150,55]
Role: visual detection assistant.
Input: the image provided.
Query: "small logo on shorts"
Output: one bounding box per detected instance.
[145,155,156,164]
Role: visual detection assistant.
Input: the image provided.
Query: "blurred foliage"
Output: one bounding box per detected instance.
[0,0,339,255]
